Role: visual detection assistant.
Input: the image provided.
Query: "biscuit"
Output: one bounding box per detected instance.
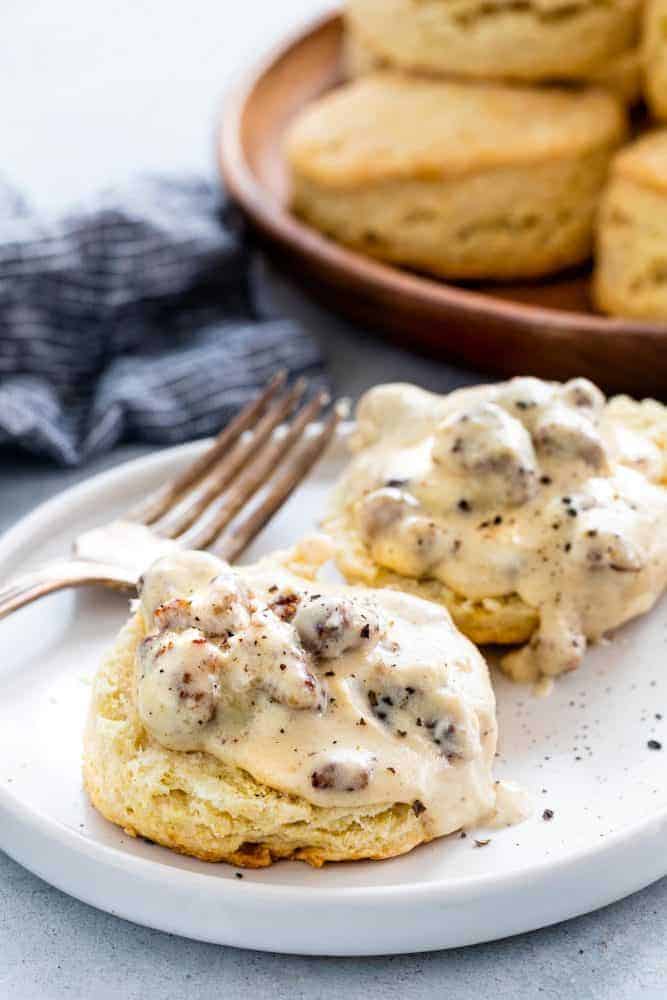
[644,0,667,120]
[84,614,432,866]
[84,550,499,866]
[326,379,667,682]
[328,516,539,646]
[344,26,642,102]
[587,47,642,103]
[594,130,667,320]
[286,74,626,280]
[345,0,640,84]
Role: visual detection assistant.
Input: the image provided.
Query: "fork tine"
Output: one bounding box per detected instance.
[153,378,307,538]
[215,404,342,563]
[178,390,330,551]
[128,370,287,525]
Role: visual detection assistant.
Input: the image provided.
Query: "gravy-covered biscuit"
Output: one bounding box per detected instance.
[286,74,626,280]
[326,378,667,683]
[84,547,501,866]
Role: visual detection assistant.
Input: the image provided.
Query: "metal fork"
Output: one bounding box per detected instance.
[0,372,341,620]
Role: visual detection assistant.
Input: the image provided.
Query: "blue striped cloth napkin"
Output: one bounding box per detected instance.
[0,176,326,465]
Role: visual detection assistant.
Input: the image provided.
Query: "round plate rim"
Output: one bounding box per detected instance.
[217,10,667,341]
[0,439,665,930]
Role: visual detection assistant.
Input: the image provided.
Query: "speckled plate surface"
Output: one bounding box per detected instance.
[0,435,665,955]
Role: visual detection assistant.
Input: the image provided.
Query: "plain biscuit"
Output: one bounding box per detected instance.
[594,131,667,320]
[343,26,642,102]
[345,0,641,83]
[643,0,667,120]
[286,74,626,280]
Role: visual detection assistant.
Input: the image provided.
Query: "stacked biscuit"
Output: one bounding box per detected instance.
[344,0,643,97]
[285,0,667,319]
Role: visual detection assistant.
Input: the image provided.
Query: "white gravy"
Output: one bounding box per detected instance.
[134,549,500,839]
[330,377,667,681]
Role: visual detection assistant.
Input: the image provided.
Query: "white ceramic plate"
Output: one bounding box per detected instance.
[0,435,665,956]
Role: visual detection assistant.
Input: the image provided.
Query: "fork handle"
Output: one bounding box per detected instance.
[0,559,137,621]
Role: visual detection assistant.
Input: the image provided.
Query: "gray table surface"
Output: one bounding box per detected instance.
[1,2,665,997]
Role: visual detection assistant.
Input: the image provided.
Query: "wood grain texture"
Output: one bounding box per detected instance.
[218,12,667,397]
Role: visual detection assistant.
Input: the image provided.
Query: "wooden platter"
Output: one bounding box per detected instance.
[219,12,667,396]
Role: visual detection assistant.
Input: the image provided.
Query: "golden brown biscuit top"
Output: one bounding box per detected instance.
[611,129,667,194]
[348,0,639,17]
[285,74,626,189]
